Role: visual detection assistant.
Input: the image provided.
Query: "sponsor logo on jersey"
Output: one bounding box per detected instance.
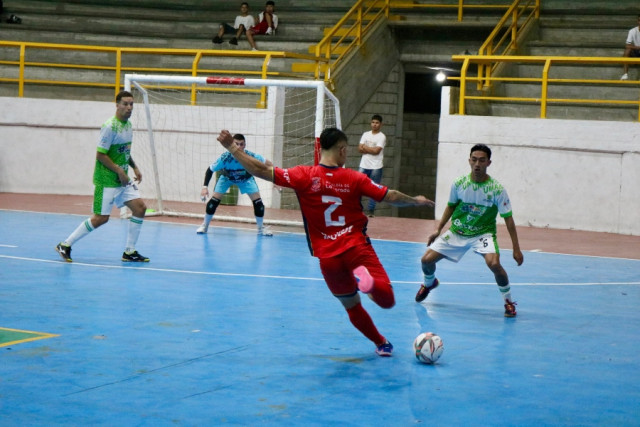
[321,225,353,240]
[324,181,351,193]
[282,168,291,183]
[460,204,486,215]
[311,177,321,192]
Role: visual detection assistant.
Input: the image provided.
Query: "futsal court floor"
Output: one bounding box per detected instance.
[1,194,639,426]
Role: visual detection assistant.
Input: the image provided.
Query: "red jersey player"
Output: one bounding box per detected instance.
[217,127,434,357]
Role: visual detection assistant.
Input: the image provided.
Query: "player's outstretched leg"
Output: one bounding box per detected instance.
[198,196,221,234]
[345,302,393,357]
[416,252,441,302]
[485,254,517,317]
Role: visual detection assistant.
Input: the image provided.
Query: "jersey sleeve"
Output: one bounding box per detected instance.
[97,122,114,154]
[378,134,387,148]
[358,172,388,202]
[273,166,306,190]
[447,181,460,206]
[209,155,224,173]
[496,187,513,218]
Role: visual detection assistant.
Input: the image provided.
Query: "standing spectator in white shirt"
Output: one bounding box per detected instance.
[358,114,386,217]
[621,14,640,80]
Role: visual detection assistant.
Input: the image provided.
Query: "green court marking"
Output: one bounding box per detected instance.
[0,327,59,347]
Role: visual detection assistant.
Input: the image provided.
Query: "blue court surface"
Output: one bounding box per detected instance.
[1,210,639,426]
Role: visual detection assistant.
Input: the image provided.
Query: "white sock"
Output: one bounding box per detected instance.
[423,273,436,287]
[256,216,264,229]
[125,216,143,253]
[65,218,94,246]
[203,214,213,226]
[498,284,512,302]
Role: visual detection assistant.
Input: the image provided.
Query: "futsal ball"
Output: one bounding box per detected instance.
[414,332,444,364]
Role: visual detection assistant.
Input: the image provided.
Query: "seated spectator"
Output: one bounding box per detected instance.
[212,2,256,47]
[250,1,278,38]
[621,14,640,80]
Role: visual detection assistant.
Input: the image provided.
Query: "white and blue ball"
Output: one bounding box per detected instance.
[413,332,444,364]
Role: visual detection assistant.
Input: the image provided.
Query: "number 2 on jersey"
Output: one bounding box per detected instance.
[322,195,345,227]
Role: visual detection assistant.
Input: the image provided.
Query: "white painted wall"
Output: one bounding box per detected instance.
[0,93,281,209]
[438,87,640,236]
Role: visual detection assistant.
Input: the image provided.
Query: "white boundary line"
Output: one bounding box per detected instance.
[1,255,638,286]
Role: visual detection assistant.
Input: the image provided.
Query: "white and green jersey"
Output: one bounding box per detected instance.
[448,174,513,237]
[93,116,132,187]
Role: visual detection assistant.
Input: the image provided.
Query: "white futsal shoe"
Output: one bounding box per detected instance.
[258,226,273,236]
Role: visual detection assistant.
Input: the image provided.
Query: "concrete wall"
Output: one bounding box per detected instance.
[398,112,439,220]
[343,63,404,218]
[333,19,400,127]
[438,87,640,236]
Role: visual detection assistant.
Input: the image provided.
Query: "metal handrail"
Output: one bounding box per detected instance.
[314,0,390,77]
[310,0,518,82]
[0,40,328,106]
[452,55,640,121]
[477,0,540,88]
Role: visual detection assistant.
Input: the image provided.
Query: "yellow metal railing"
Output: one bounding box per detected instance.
[452,55,640,121]
[0,41,328,106]
[311,0,391,79]
[477,0,540,88]
[303,0,519,82]
[390,0,523,22]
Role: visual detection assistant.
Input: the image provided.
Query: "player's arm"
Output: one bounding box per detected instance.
[504,215,524,266]
[383,189,433,208]
[217,130,274,182]
[200,167,214,201]
[128,157,142,183]
[427,204,456,246]
[96,151,129,185]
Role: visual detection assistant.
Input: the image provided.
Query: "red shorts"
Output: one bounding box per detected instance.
[250,19,270,35]
[318,243,391,297]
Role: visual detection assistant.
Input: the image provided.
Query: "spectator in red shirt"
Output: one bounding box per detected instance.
[217,127,434,357]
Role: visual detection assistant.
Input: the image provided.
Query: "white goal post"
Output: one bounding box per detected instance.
[123,74,341,225]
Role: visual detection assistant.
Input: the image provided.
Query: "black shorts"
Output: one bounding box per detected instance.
[221,23,243,34]
[629,49,640,58]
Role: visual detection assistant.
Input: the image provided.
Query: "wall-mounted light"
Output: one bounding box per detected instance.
[435,70,446,82]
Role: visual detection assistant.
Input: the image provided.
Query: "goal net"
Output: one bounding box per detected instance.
[124,74,341,224]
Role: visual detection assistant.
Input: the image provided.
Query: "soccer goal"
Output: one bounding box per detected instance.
[124,74,341,224]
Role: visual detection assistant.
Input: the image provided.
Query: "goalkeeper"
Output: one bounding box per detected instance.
[197,133,273,236]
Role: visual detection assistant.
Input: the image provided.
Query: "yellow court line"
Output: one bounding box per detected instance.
[0,326,59,348]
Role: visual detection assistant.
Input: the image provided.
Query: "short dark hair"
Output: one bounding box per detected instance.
[241,2,249,7]
[266,1,275,5]
[233,133,246,141]
[116,90,133,103]
[319,127,347,150]
[371,114,383,122]
[470,143,491,159]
